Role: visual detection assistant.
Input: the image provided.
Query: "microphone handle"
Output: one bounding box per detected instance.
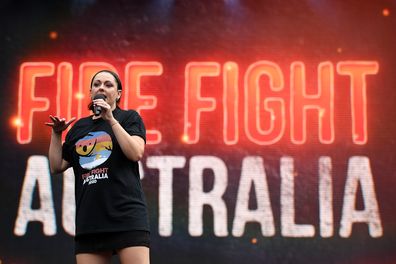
[94,105,102,116]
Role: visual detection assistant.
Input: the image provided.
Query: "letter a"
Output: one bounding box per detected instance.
[339,156,382,237]
[14,156,56,236]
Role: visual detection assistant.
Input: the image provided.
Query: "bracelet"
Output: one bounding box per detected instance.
[111,121,119,127]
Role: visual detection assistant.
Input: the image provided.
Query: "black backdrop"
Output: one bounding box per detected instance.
[1,1,396,263]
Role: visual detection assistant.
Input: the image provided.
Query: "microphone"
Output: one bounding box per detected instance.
[93,94,106,116]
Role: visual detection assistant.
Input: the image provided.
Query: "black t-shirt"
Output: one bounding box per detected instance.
[62,107,149,236]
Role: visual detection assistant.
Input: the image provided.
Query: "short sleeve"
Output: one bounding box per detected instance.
[123,111,146,143]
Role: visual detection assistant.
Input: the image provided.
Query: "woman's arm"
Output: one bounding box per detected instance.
[92,98,145,162]
[46,115,76,174]
[48,130,70,173]
[109,118,145,161]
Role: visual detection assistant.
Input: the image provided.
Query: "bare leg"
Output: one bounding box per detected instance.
[76,252,112,264]
[117,246,150,264]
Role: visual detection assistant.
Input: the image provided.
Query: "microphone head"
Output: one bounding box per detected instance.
[93,94,107,100]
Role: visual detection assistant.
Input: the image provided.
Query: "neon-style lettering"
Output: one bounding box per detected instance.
[290,62,334,144]
[337,61,379,144]
[184,62,220,144]
[223,62,239,145]
[244,61,285,145]
[124,62,163,144]
[17,62,54,144]
[14,60,379,146]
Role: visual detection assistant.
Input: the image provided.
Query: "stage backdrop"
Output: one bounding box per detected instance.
[1,1,396,263]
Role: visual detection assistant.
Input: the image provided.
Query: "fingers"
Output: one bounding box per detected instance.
[47,115,76,127]
[65,117,77,126]
[92,98,106,103]
[49,115,62,122]
[49,115,72,122]
[49,115,57,122]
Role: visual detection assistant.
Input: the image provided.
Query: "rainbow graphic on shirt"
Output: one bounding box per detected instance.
[75,131,113,170]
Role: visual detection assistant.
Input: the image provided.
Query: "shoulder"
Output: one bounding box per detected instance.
[115,108,143,122]
[116,108,139,116]
[65,116,92,140]
[71,116,92,129]
[115,109,146,139]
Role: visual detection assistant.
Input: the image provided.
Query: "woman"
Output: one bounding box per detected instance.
[46,70,150,264]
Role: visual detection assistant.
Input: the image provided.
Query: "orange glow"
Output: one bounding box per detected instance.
[225,63,234,71]
[181,134,189,143]
[382,8,390,17]
[49,31,58,40]
[11,116,23,128]
[74,92,85,100]
[337,48,342,53]
[319,109,325,118]
[251,238,257,244]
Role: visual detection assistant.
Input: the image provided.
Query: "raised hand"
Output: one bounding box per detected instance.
[45,115,76,134]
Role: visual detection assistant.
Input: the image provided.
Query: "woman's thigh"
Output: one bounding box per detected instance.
[117,246,150,264]
[76,251,112,264]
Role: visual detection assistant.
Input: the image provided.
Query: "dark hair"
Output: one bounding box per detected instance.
[90,70,123,91]
[88,70,122,111]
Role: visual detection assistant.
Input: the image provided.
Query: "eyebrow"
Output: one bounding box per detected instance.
[94,80,114,84]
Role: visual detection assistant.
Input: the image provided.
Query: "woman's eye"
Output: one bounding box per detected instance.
[106,83,114,88]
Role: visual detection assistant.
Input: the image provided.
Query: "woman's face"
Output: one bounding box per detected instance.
[90,72,121,109]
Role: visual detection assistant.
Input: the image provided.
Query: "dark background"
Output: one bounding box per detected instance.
[1,0,396,263]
